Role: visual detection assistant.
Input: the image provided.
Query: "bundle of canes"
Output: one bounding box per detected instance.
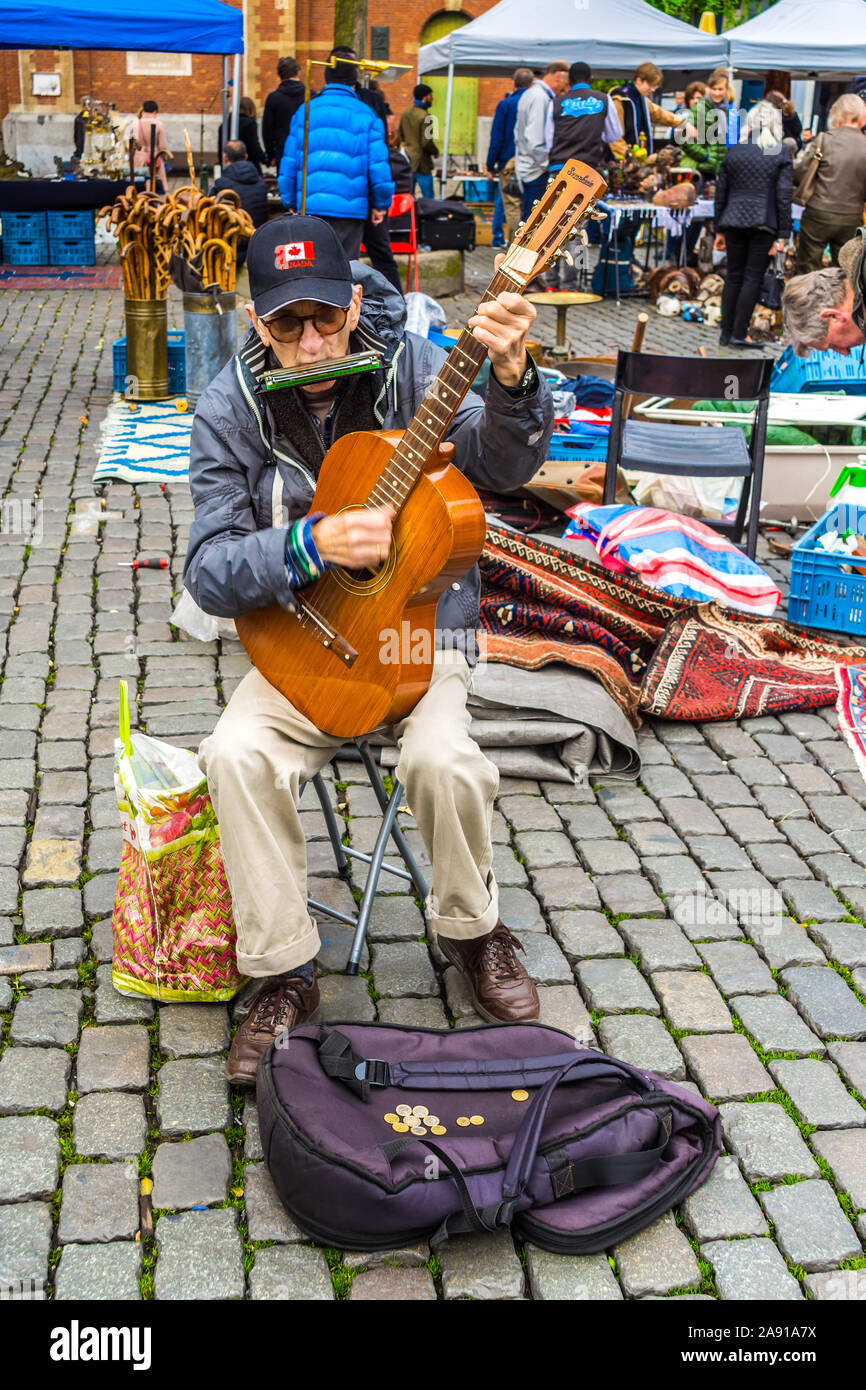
[98,187,173,299]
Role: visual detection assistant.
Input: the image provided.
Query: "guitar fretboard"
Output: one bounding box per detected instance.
[368,268,514,514]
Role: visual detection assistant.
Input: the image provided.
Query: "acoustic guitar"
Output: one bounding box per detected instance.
[235,160,607,737]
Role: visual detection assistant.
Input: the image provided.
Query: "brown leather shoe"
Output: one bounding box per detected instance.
[226,975,320,1086]
[438,923,539,1024]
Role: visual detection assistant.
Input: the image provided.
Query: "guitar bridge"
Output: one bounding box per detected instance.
[296,597,358,666]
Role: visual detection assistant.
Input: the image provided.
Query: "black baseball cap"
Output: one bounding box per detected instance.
[246,215,354,320]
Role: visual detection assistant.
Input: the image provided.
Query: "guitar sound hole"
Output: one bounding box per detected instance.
[342,565,378,584]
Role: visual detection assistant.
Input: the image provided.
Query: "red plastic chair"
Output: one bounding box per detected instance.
[362,193,419,294]
[388,193,419,295]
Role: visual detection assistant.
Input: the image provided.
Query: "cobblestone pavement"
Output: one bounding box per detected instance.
[0,259,863,1305]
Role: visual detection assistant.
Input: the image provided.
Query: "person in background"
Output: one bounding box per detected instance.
[238,97,267,174]
[399,85,439,199]
[209,140,269,256]
[610,62,685,161]
[713,101,792,348]
[486,67,534,248]
[544,62,622,289]
[515,61,570,221]
[794,93,866,274]
[218,97,268,176]
[386,111,414,244]
[549,61,622,177]
[678,70,738,177]
[262,57,305,169]
[765,90,804,150]
[129,101,172,194]
[279,50,394,259]
[782,251,866,357]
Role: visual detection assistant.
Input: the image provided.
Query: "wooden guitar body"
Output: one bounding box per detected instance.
[235,429,486,737]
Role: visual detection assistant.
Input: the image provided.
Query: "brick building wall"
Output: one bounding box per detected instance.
[0,1,513,127]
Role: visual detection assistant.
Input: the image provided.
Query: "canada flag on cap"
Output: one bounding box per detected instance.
[275,240,315,270]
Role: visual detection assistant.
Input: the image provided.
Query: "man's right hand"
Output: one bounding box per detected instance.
[312,505,394,567]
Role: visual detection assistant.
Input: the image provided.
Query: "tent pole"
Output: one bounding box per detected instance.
[222,56,230,156]
[231,54,241,139]
[440,61,454,200]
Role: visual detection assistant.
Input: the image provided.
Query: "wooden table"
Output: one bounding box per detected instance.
[526,291,601,358]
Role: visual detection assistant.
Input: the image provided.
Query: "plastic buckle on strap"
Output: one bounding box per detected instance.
[354,1059,390,1088]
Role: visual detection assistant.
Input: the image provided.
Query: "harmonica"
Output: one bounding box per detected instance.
[259,350,383,392]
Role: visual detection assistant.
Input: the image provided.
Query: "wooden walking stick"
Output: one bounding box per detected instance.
[623,312,649,421]
[184,129,196,188]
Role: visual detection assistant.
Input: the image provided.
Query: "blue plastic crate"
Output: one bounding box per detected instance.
[462,177,496,203]
[49,235,95,266]
[46,209,94,242]
[112,332,186,395]
[3,235,49,266]
[771,342,866,394]
[548,432,609,464]
[1,211,47,241]
[788,502,866,637]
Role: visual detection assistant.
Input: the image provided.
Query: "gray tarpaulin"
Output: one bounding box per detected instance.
[376,661,641,785]
[417,0,726,78]
[726,0,866,76]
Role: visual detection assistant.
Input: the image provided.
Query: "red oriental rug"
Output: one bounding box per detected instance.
[480,525,685,727]
[835,664,866,785]
[641,603,866,721]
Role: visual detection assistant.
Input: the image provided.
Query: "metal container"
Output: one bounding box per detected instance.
[183,292,238,404]
[124,298,170,401]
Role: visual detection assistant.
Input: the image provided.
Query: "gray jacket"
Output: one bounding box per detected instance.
[515,81,555,183]
[183,265,554,655]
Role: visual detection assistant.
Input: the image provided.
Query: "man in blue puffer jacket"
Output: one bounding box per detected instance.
[278,50,394,259]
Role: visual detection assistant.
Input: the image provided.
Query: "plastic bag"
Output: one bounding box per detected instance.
[111,680,244,1002]
[404,291,447,337]
[170,585,239,643]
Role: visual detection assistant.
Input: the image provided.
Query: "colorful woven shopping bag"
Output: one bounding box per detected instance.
[111,680,245,1002]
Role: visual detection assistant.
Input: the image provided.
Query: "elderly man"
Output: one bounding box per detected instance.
[782,230,866,356]
[183,215,554,1084]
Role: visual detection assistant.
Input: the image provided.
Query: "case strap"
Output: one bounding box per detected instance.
[545,1110,672,1200]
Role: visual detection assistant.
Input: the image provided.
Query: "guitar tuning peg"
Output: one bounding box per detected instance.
[578,228,589,247]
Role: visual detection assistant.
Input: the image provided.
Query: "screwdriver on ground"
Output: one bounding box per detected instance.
[117,558,169,569]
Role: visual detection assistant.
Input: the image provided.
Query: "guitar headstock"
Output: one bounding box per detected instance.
[498,160,608,289]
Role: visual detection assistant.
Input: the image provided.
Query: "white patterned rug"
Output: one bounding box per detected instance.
[94,398,193,485]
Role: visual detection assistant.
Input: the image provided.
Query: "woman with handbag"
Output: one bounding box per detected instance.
[713,102,792,348]
[795,94,866,274]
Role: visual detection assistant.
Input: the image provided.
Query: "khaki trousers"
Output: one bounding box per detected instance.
[198,650,500,977]
[500,158,522,243]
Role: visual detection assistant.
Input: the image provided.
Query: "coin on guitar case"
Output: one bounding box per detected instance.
[392,1122,409,1133]
[383,1113,399,1124]
[395,1104,412,1116]
[456,1116,471,1127]
[422,1115,439,1127]
[469,1115,484,1126]
[411,1105,428,1118]
[410,1126,427,1136]
[430,1125,447,1136]
[511,1090,529,1102]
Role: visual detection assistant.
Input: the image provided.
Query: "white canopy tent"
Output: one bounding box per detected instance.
[417,0,727,193]
[725,0,866,76]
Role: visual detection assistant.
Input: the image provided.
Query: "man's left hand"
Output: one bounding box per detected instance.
[370,208,387,225]
[468,257,536,387]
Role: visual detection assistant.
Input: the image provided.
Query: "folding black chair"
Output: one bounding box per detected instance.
[602,351,773,559]
[302,739,428,976]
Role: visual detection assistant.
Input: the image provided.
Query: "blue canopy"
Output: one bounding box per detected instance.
[0,0,244,53]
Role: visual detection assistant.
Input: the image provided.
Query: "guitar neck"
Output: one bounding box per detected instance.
[368,267,515,516]
[365,159,607,516]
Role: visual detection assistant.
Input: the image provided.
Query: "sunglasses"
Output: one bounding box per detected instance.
[263,305,348,343]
